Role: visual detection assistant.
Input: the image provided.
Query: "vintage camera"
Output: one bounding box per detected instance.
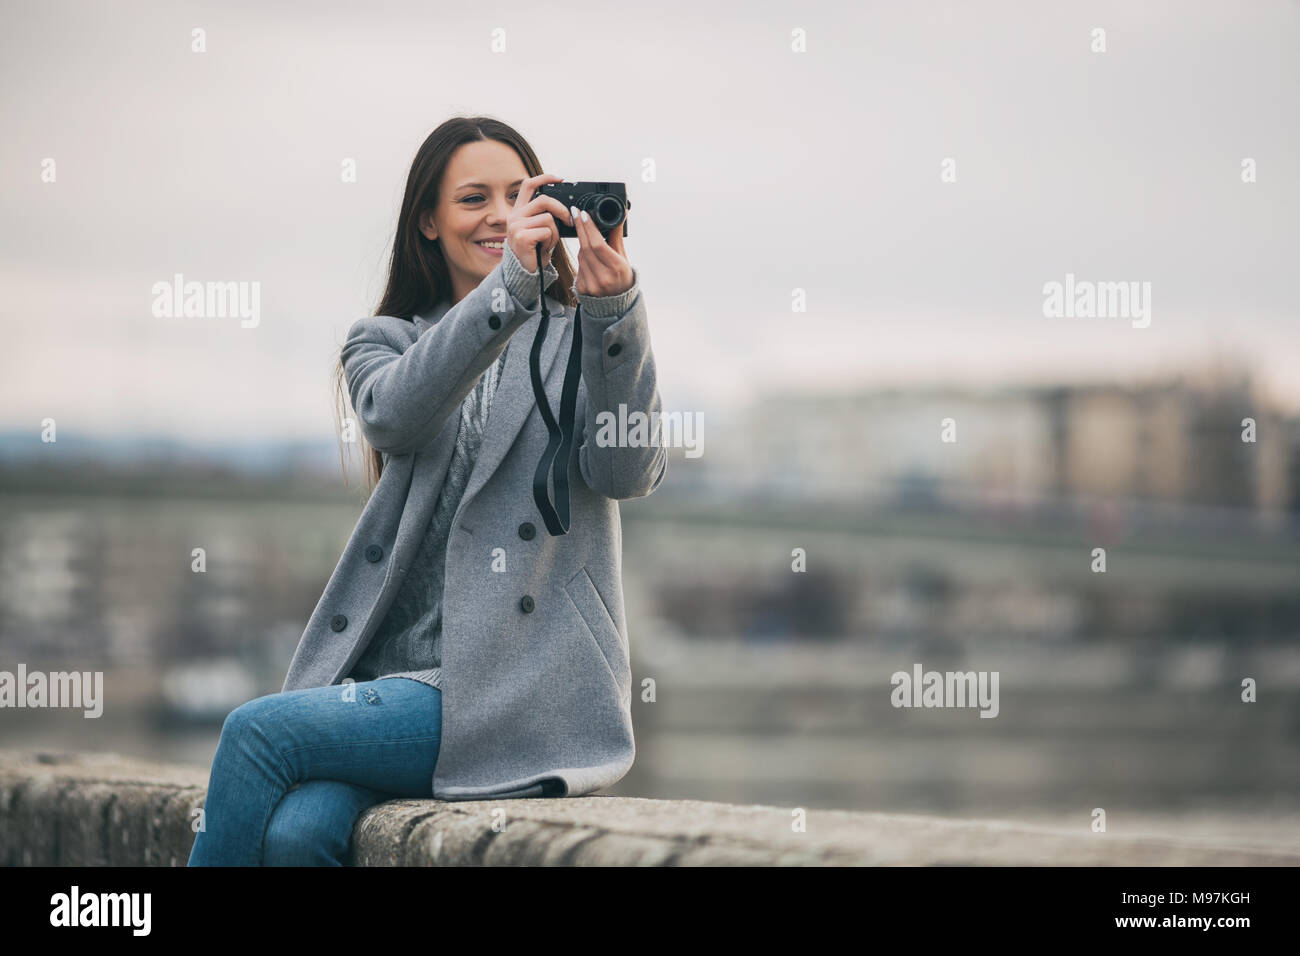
[538,181,630,239]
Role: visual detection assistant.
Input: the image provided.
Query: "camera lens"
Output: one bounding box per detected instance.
[591,194,625,230]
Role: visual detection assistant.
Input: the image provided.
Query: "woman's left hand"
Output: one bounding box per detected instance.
[570,204,635,298]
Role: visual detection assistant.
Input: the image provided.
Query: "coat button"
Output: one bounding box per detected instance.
[518,521,535,540]
[607,343,622,357]
[330,614,348,632]
[488,314,502,330]
[520,595,535,613]
[365,544,383,562]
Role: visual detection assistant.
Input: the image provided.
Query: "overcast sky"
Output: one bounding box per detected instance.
[3,0,1297,443]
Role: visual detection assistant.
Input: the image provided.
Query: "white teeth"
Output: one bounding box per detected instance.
[477,241,504,249]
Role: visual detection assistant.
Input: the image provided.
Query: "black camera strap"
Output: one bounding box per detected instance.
[529,242,583,535]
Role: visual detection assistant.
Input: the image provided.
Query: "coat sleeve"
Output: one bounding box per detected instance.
[344,251,558,456]
[572,271,668,500]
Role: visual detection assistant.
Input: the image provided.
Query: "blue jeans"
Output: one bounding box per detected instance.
[187,677,442,866]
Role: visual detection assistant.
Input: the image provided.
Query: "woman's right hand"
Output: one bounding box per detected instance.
[507,173,576,273]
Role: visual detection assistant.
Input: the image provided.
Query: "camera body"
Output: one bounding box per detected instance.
[538,181,630,239]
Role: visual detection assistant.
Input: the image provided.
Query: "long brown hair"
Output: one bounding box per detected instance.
[333,116,578,493]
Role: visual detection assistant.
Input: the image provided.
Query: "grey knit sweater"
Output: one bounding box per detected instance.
[346,240,636,692]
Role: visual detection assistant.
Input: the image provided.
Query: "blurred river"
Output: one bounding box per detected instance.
[3,486,1298,849]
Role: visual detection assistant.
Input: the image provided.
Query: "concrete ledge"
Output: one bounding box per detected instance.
[2,749,1297,866]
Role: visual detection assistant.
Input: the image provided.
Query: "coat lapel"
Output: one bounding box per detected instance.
[456,295,569,514]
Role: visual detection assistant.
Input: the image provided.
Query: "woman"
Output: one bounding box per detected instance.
[188,116,666,866]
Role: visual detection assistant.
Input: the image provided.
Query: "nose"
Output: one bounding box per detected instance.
[486,196,511,224]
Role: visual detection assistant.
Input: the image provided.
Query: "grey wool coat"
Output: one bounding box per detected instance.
[280,246,667,801]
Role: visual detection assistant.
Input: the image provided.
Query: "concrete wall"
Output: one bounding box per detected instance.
[2,749,1295,866]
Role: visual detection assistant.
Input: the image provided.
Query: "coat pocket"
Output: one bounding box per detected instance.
[563,565,626,693]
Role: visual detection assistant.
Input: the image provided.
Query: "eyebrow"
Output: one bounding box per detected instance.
[454,179,524,191]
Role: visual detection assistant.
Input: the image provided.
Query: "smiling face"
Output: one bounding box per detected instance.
[420,139,529,306]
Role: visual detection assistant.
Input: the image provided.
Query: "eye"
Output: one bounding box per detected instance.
[459,192,519,205]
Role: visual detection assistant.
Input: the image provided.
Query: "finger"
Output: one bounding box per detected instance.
[574,207,604,249]
[569,205,588,251]
[606,226,626,257]
[570,209,592,294]
[525,194,574,226]
[513,175,540,211]
[516,213,562,264]
[582,219,627,272]
[518,211,563,232]
[514,173,563,212]
[577,207,617,270]
[519,212,562,254]
[515,227,553,253]
[520,189,567,219]
[513,225,555,259]
[575,209,622,266]
[574,209,622,283]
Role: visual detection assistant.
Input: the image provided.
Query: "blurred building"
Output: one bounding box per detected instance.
[698,365,1297,518]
